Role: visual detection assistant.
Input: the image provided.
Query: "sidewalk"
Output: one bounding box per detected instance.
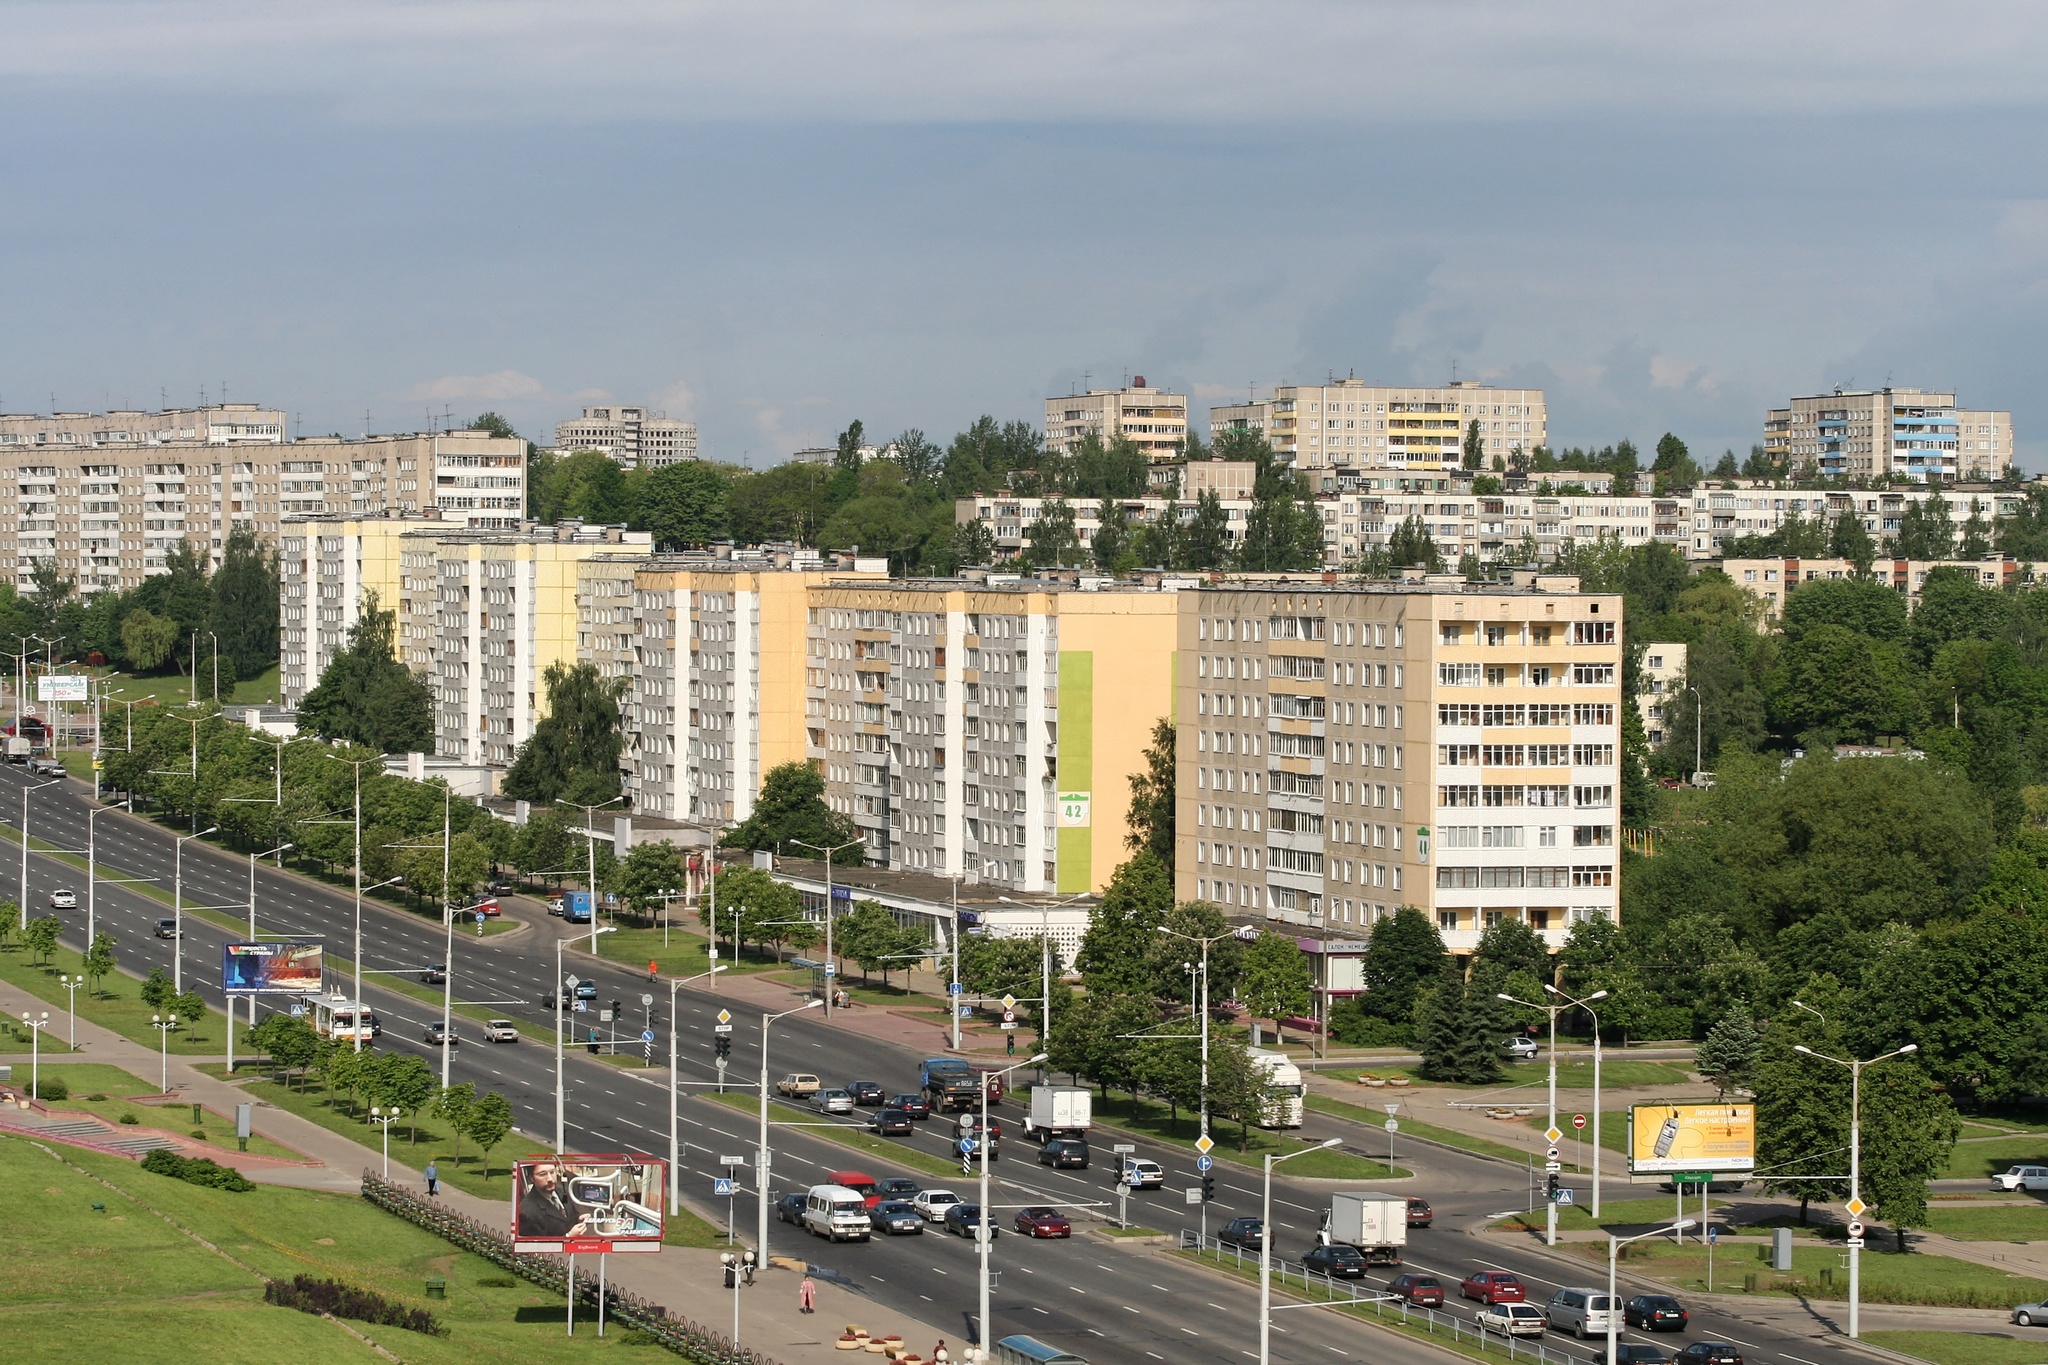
[0,974,958,1365]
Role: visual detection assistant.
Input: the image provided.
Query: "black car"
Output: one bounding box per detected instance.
[1301,1244,1368,1279]
[876,1177,922,1201]
[943,1202,1000,1239]
[1038,1138,1090,1169]
[868,1108,915,1136]
[888,1093,931,1119]
[776,1192,809,1225]
[1220,1217,1263,1252]
[1674,1346,1742,1365]
[1626,1295,1689,1332]
[1609,1347,1672,1365]
[870,1200,923,1235]
[846,1081,887,1106]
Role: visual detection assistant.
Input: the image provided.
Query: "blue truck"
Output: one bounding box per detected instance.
[562,891,594,924]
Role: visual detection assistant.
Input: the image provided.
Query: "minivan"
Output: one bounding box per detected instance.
[803,1184,873,1241]
[1545,1286,1618,1339]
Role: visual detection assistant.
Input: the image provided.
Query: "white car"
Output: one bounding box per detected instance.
[1994,1165,2048,1193]
[48,889,76,910]
[483,1019,519,1043]
[912,1188,962,1222]
[810,1088,855,1115]
[1122,1158,1165,1189]
[1476,1302,1547,1337]
[1501,1036,1540,1060]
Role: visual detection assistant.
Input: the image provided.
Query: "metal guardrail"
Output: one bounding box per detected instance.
[1178,1230,1589,1364]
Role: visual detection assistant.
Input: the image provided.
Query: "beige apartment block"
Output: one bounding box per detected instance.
[278,514,465,707]
[1763,388,2012,482]
[0,403,287,449]
[1333,490,1682,565]
[554,406,700,469]
[1638,642,1687,750]
[1044,379,1188,461]
[1723,555,2048,619]
[1247,379,1549,476]
[1690,482,2020,558]
[1176,574,1622,956]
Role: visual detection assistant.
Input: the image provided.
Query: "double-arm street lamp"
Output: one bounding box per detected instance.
[1498,985,1608,1245]
[788,838,862,1019]
[973,1052,1047,1363]
[1793,1038,1918,1338]
[1260,1137,1344,1365]
[755,999,824,1259]
[666,961,728,1215]
[21,1010,49,1097]
[369,1105,404,1178]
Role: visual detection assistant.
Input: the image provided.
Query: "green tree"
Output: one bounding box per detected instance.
[959,932,1050,1000]
[703,865,802,957]
[1207,1033,1277,1151]
[727,762,863,863]
[1124,717,1176,864]
[503,661,628,804]
[432,1081,477,1159]
[468,411,518,440]
[1829,512,1878,577]
[373,1053,439,1143]
[463,1090,515,1177]
[543,449,632,524]
[1181,490,1233,570]
[1089,499,1129,572]
[249,1013,320,1089]
[1891,493,1954,560]
[1024,498,1082,568]
[297,592,435,754]
[170,989,206,1036]
[1140,899,1243,1006]
[1463,419,1485,471]
[1650,433,1703,495]
[515,809,574,884]
[120,607,180,671]
[836,899,902,982]
[22,915,60,966]
[1414,970,1506,1084]
[211,524,281,682]
[1695,1000,1762,1098]
[952,517,996,568]
[140,964,175,1010]
[1074,854,1171,995]
[1475,915,1549,983]
[81,932,117,999]
[612,840,689,923]
[1385,515,1445,572]
[1859,1060,1961,1251]
[1765,624,1921,743]
[1780,577,1908,644]
[1236,485,1326,572]
[890,429,943,487]
[634,462,732,549]
[1354,906,1446,1032]
[1237,930,1312,1038]
[834,419,866,476]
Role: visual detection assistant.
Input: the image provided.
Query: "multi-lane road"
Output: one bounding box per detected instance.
[2,765,1876,1365]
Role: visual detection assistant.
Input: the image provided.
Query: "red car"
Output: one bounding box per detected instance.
[1459,1270,1526,1304]
[1013,1205,1071,1238]
[1387,1273,1446,1307]
[1406,1197,1433,1228]
[827,1171,883,1208]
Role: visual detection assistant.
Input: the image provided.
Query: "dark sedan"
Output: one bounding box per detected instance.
[1674,1346,1742,1365]
[1626,1294,1690,1332]
[1014,1205,1072,1238]
[1609,1347,1672,1364]
[1387,1273,1445,1307]
[876,1177,922,1201]
[888,1093,931,1120]
[1038,1138,1090,1169]
[1220,1217,1263,1252]
[1301,1244,1368,1279]
[846,1080,887,1106]
[867,1108,915,1136]
[775,1192,808,1225]
[421,964,448,984]
[943,1203,1001,1240]
[870,1200,924,1235]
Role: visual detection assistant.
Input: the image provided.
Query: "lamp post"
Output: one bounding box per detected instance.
[1499,985,1607,1246]
[151,1012,178,1092]
[172,826,219,992]
[1686,683,1702,781]
[207,631,219,704]
[58,974,80,1049]
[756,998,824,1260]
[1159,925,1237,1158]
[21,1010,49,1096]
[18,777,58,932]
[570,796,624,953]
[85,795,132,949]
[556,926,616,1153]
[324,753,372,1051]
[667,961,727,1215]
[999,892,1088,1077]
[1560,987,1607,1218]
[789,837,862,1018]
[1793,1040,1918,1339]
[720,1249,756,1350]
[974,1052,1047,1363]
[369,1105,403,1178]
[1260,1137,1344,1365]
[1607,1220,1694,1364]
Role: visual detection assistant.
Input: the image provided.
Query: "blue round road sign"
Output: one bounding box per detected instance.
[1196,1154,1214,1172]
[960,1137,977,1154]
[641,1029,656,1043]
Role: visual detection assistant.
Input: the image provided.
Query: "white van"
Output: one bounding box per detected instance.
[1544,1286,1617,1339]
[803,1184,873,1242]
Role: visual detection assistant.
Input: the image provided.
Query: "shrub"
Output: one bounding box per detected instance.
[476,1276,517,1288]
[264,1275,445,1336]
[119,1113,139,1125]
[140,1148,255,1192]
[86,1092,108,1101]
[31,1077,68,1101]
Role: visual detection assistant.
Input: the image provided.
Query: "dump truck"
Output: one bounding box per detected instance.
[1022,1085,1091,1143]
[1320,1190,1408,1265]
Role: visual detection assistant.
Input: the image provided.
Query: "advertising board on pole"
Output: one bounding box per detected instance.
[1627,1102,1756,1179]
[511,1156,665,1254]
[222,941,325,995]
[37,675,88,703]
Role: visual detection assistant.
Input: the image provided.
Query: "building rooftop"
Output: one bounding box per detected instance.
[764,855,1098,913]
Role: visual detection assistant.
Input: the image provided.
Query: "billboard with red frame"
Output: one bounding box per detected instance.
[511,1155,665,1253]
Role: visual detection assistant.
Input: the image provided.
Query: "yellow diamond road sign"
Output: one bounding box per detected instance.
[1845,1197,1867,1218]
[717,1009,732,1025]
[1002,994,1017,1011]
[1194,1135,1215,1154]
[1544,1126,1564,1144]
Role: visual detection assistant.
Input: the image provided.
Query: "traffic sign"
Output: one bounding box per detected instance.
[1000,1022,1019,1031]
[1545,1161,1562,1174]
[641,1029,656,1043]
[1553,1187,1575,1205]
[1846,1220,1865,1239]
[1572,1114,1587,1131]
[717,1009,732,1024]
[1544,1125,1563,1144]
[714,1022,734,1034]
[713,1177,735,1197]
[1196,1155,1214,1172]
[1845,1196,1867,1218]
[1845,1237,1865,1249]
[566,975,581,988]
[824,964,836,976]
[721,1155,745,1166]
[1001,994,1017,1011]
[641,993,654,1007]
[1001,1010,1016,1023]
[1546,1146,1560,1161]
[960,1137,977,1154]
[1112,1144,1135,1155]
[1185,1187,1202,1206]
[1673,1172,1713,1185]
[573,1000,588,1012]
[949,982,963,995]
[1384,1119,1399,1133]
[600,1009,614,1022]
[1194,1135,1215,1155]
[1708,1225,1720,1243]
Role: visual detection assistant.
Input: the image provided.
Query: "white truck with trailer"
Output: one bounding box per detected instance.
[1022,1084,1092,1143]
[1248,1048,1305,1127]
[1319,1190,1408,1265]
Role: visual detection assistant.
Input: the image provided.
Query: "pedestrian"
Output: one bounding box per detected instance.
[798,1274,817,1314]
[933,1340,948,1363]
[424,1160,439,1197]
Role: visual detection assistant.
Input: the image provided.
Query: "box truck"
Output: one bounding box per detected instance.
[1320,1190,1408,1264]
[1023,1085,1091,1142]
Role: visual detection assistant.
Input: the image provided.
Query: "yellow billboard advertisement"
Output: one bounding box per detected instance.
[1628,1103,1755,1176]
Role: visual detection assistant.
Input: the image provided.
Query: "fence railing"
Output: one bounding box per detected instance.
[1178,1230,1590,1365]
[361,1173,784,1365]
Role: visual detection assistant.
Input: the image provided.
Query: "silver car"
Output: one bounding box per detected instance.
[2015,1298,2048,1328]
[810,1087,855,1115]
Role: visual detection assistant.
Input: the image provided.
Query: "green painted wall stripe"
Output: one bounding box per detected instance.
[1057,652,1094,894]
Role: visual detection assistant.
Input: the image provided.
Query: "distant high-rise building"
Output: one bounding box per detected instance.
[1762,388,2011,483]
[1213,380,1548,480]
[1045,379,1188,461]
[554,405,699,469]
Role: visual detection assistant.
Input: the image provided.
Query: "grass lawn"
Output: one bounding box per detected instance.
[0,1130,694,1364]
[27,1061,302,1158]
[96,663,281,708]
[0,942,225,1055]
[589,925,784,980]
[704,1090,968,1181]
[1947,1136,2048,1182]
[1329,1059,1693,1092]
[1864,1330,2048,1364]
[1307,1094,1538,1167]
[1919,1203,2048,1241]
[1084,1088,1404,1180]
[1960,1110,2048,1135]
[1519,1108,1633,1155]
[1493,1195,1744,1235]
[1559,1235,2048,1308]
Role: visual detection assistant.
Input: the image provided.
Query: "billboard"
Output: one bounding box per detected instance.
[512,1156,665,1254]
[37,675,88,703]
[1628,1102,1756,1177]
[223,941,325,995]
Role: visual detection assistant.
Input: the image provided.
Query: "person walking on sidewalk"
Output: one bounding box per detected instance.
[798,1274,816,1314]
[425,1160,439,1197]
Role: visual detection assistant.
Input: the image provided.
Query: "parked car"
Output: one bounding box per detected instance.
[888,1093,931,1120]
[1476,1303,1546,1337]
[876,1177,922,1201]
[776,1073,822,1097]
[1501,1035,1539,1060]
[1014,1206,1072,1238]
[546,896,565,917]
[486,877,516,897]
[1625,1294,1690,1332]
[424,1020,459,1046]
[1301,1243,1369,1279]
[421,964,447,983]
[825,1171,881,1208]
[1995,1165,2048,1193]
[151,917,177,938]
[846,1081,887,1106]
[911,1189,961,1222]
[1038,1138,1089,1169]
[483,1019,519,1043]
[943,1202,1000,1240]
[867,1108,915,1136]
[1544,1287,1618,1339]
[1121,1157,1165,1189]
[775,1192,809,1225]
[1673,1346,1742,1365]
[811,1088,855,1115]
[1387,1273,1446,1307]
[1459,1270,1526,1304]
[47,889,75,910]
[1219,1217,1264,1252]
[870,1200,924,1235]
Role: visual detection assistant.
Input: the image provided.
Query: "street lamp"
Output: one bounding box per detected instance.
[1686,683,1702,782]
[755,998,824,1260]
[151,1012,178,1092]
[789,837,862,1019]
[1548,982,1608,1217]
[1260,1137,1343,1365]
[720,1249,756,1350]
[666,961,728,1215]
[1158,924,1239,1162]
[1499,985,1607,1246]
[21,1010,49,1097]
[568,796,625,953]
[58,974,80,1049]
[172,826,219,992]
[84,794,132,947]
[556,926,617,1153]
[973,1052,1046,1364]
[999,892,1088,1076]
[1607,1220,1694,1364]
[18,776,60,932]
[369,1105,403,1178]
[323,753,373,1051]
[1793,1040,1918,1338]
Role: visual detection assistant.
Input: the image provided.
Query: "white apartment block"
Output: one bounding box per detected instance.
[1638,642,1687,750]
[1176,575,1623,956]
[1763,388,2013,482]
[0,403,287,449]
[1330,490,1684,565]
[554,406,700,469]
[1690,483,2021,557]
[1230,379,1549,475]
[957,492,1255,561]
[278,515,464,708]
[1044,380,1188,461]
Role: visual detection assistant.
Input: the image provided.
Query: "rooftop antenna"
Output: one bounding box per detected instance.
[295,412,302,440]
[221,380,228,405]
[443,404,453,433]
[1083,369,1091,392]
[161,387,169,412]
[200,384,207,407]
[364,408,371,439]
[1451,358,1458,382]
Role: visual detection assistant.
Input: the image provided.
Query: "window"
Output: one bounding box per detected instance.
[1439,662,1481,686]
[1437,784,1479,808]
[1572,663,1615,686]
[1437,744,1479,765]
[1572,825,1615,847]
[1482,744,1524,766]
[1437,909,1459,932]
[1440,623,1462,645]
[1572,744,1615,766]
[1438,704,1480,726]
[1573,784,1613,808]
[1573,621,1615,645]
[1571,865,1614,886]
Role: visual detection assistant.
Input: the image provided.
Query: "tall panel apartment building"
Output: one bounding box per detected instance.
[554,406,700,469]
[802,580,1180,893]
[1044,381,1188,461]
[1218,380,1549,478]
[1763,388,2012,482]
[277,515,465,708]
[1175,575,1621,955]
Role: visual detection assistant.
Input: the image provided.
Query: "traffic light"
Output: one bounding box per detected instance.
[1201,1170,1216,1202]
[715,1035,731,1063]
[1546,1172,1560,1201]
[612,999,623,1020]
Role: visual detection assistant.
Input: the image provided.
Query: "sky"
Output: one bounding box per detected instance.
[3,1,2046,470]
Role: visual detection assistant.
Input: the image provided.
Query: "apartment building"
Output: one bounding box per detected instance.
[1690,483,2021,557]
[553,406,699,469]
[1639,643,1687,750]
[1175,574,1623,956]
[277,514,465,707]
[1763,388,2013,482]
[957,492,1257,562]
[802,579,1181,894]
[0,403,287,449]
[1241,379,1549,475]
[1723,555,2048,619]
[1044,380,1188,461]
[1331,490,1682,565]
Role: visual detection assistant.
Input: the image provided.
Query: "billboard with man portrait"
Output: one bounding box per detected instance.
[511,1155,665,1253]
[222,941,324,995]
